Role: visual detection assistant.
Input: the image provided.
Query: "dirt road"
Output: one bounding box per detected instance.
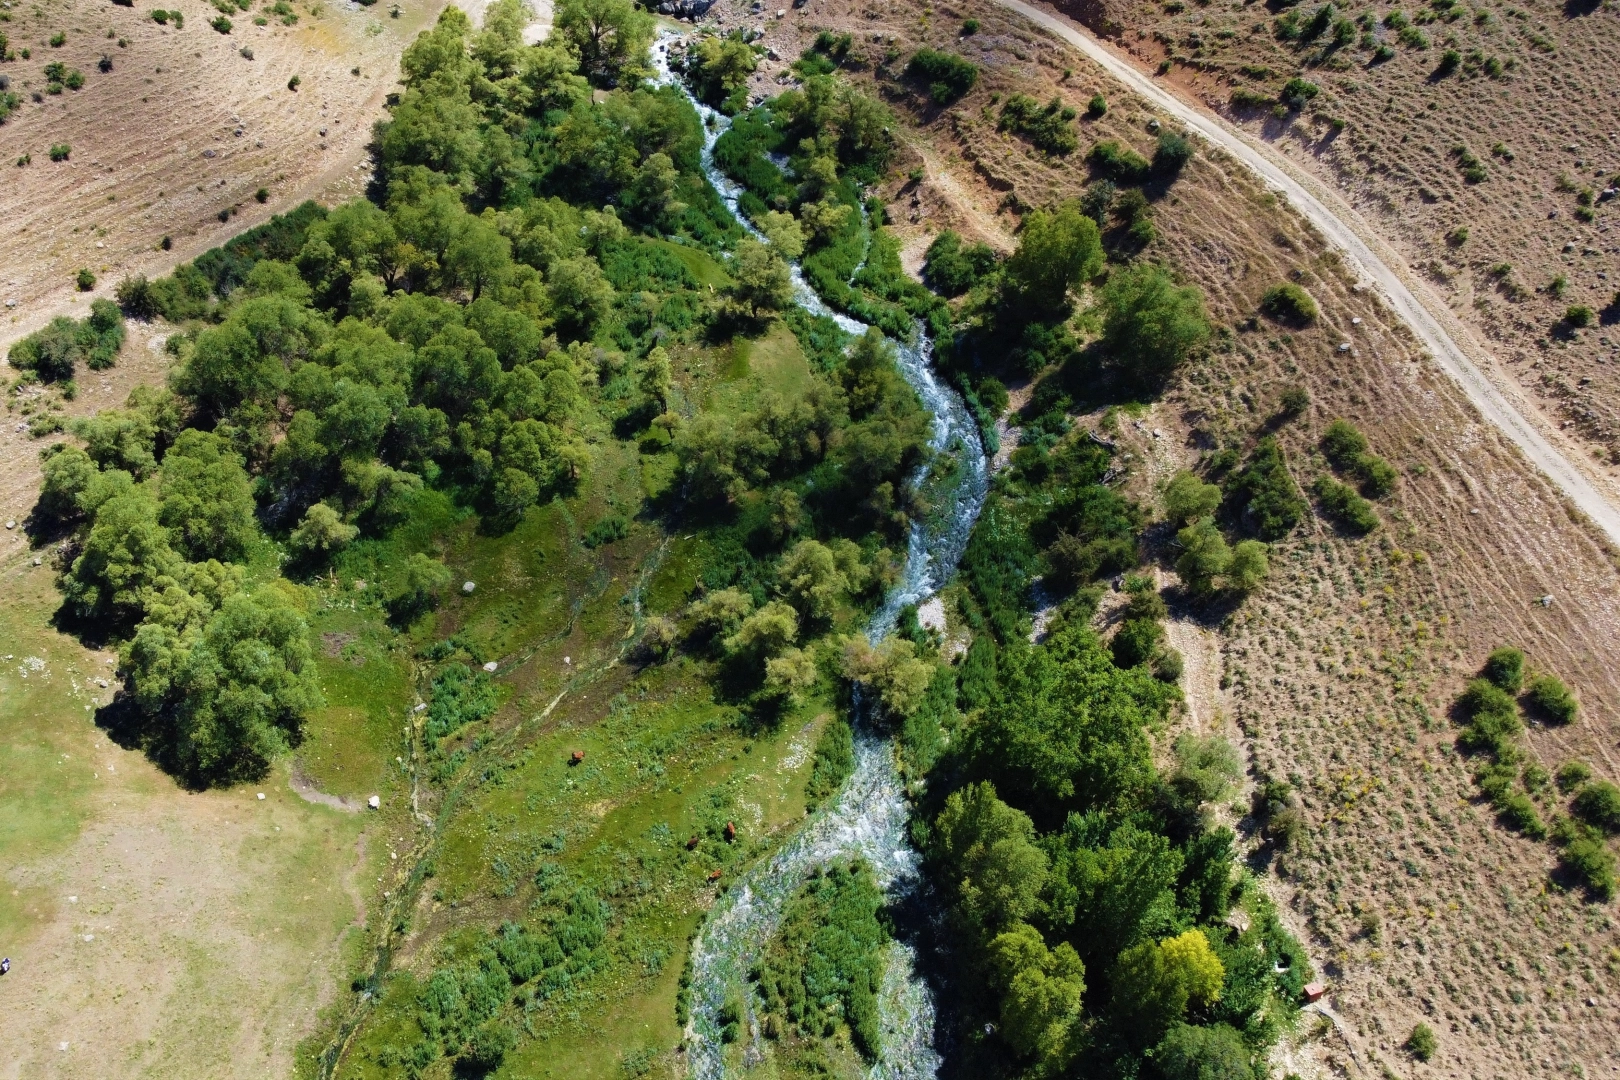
[992,0,1620,547]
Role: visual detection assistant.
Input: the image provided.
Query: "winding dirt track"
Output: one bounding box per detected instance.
[993,0,1620,546]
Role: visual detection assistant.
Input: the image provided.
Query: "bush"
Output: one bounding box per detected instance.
[1456,678,1521,755]
[1434,48,1460,76]
[1573,781,1620,833]
[1151,131,1193,176]
[1556,760,1593,793]
[998,94,1078,155]
[922,230,998,296]
[1097,263,1210,390]
[1088,139,1151,183]
[1279,77,1319,108]
[386,553,453,621]
[1320,419,1396,497]
[1498,792,1546,838]
[1311,475,1378,533]
[583,513,628,548]
[1407,1022,1437,1062]
[1482,646,1524,692]
[49,142,71,162]
[1278,385,1310,417]
[211,15,232,32]
[1565,305,1595,328]
[905,48,978,104]
[76,267,96,291]
[1562,835,1617,899]
[1226,437,1306,540]
[1527,673,1577,724]
[1260,282,1317,325]
[1086,93,1107,118]
[962,18,979,33]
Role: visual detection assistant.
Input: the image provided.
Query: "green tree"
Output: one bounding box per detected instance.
[1226,539,1269,593]
[62,486,184,624]
[1162,470,1221,526]
[1098,263,1209,390]
[1483,646,1525,692]
[758,209,805,260]
[1154,1022,1254,1080]
[386,552,454,620]
[123,586,322,783]
[1045,816,1182,964]
[724,599,799,659]
[1110,929,1224,1046]
[546,253,616,337]
[972,622,1171,811]
[36,444,100,525]
[636,345,672,408]
[777,538,850,621]
[987,922,1085,1072]
[1001,201,1102,315]
[727,237,793,322]
[840,635,934,716]
[289,503,359,559]
[157,429,258,561]
[555,0,652,86]
[933,781,1049,936]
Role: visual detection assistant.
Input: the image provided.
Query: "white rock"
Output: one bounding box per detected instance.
[482,660,498,672]
[368,795,381,809]
[1338,342,1351,352]
[563,656,572,665]
[257,792,265,800]
[4,520,14,529]
[462,580,476,593]
[413,702,427,712]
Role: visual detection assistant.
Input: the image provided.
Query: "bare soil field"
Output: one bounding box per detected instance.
[0,0,438,354]
[1043,0,1620,496]
[716,0,1620,1073]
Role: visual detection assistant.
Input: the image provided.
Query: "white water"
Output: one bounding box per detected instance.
[652,38,990,1080]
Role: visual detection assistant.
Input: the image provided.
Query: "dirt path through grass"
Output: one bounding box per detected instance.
[991,0,1620,546]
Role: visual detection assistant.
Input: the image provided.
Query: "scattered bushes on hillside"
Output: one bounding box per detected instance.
[998,94,1078,155]
[1224,436,1306,540]
[905,48,978,104]
[1527,672,1577,724]
[7,299,124,380]
[1088,139,1151,184]
[1407,1022,1438,1062]
[1278,77,1319,109]
[1320,419,1397,497]
[922,230,999,296]
[1259,282,1317,325]
[1311,475,1378,533]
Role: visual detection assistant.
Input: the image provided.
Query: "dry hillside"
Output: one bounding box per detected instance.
[712,0,1620,1074]
[0,0,432,352]
[1050,0,1620,495]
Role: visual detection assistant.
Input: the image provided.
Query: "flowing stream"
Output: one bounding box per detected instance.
[652,39,990,1080]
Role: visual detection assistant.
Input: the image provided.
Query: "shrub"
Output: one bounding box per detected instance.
[1278,386,1310,417]
[1311,475,1378,533]
[1230,86,1274,109]
[583,513,628,548]
[1260,282,1318,324]
[49,142,71,161]
[1226,437,1306,540]
[1407,1023,1437,1062]
[1086,93,1107,118]
[998,94,1079,155]
[1556,760,1593,793]
[1565,305,1595,328]
[288,74,301,90]
[1163,470,1221,525]
[905,48,978,104]
[1573,781,1620,833]
[1527,673,1577,724]
[1434,48,1460,76]
[211,15,232,32]
[1498,792,1546,838]
[75,268,96,292]
[1151,131,1193,176]
[1320,419,1395,497]
[962,18,979,33]
[1482,646,1524,692]
[922,230,998,296]
[1562,835,1617,899]
[1279,77,1319,109]
[1456,678,1521,755]
[1088,139,1151,183]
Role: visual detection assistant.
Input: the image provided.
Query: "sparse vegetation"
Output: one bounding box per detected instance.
[998,93,1079,155]
[905,47,978,104]
[1260,282,1318,325]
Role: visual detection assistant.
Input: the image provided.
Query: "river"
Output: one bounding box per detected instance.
[651,37,991,1080]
